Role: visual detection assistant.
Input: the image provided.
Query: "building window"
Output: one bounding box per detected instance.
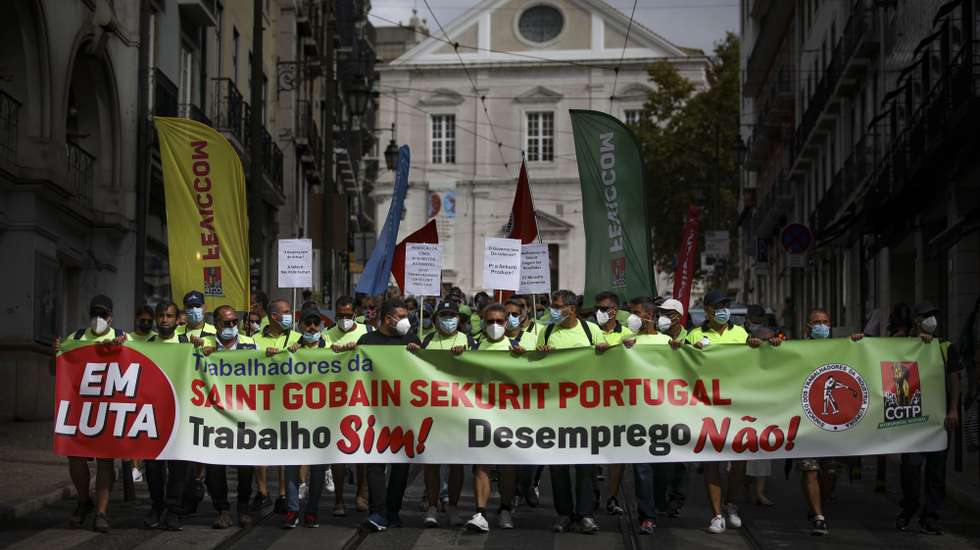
[526,111,554,162]
[232,28,240,84]
[179,45,195,106]
[431,114,456,164]
[624,109,642,125]
[518,5,564,44]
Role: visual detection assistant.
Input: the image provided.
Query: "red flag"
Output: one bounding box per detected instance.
[672,205,701,325]
[507,161,538,244]
[392,220,439,292]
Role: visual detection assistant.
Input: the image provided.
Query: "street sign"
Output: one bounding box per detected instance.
[705,231,730,258]
[788,254,806,269]
[781,224,812,254]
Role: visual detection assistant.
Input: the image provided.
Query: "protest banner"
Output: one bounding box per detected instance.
[483,238,522,291]
[404,243,442,296]
[517,243,551,295]
[277,239,313,288]
[54,339,947,466]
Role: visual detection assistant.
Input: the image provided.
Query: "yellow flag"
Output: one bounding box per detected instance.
[154,117,249,313]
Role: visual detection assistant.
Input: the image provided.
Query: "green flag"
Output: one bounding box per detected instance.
[570,110,655,301]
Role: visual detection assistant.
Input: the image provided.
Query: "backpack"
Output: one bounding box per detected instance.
[544,319,593,346]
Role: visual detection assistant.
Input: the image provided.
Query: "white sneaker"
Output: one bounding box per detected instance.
[298,482,309,501]
[707,514,726,534]
[465,513,489,533]
[498,509,514,529]
[132,468,143,483]
[725,503,742,528]
[447,505,464,526]
[423,506,439,528]
[324,469,335,493]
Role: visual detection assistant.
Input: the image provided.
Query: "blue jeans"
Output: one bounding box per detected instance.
[285,464,326,515]
[632,464,658,521]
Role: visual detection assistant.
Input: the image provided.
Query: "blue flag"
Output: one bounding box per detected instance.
[354,145,410,296]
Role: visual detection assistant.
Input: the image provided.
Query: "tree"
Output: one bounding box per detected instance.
[634,33,740,287]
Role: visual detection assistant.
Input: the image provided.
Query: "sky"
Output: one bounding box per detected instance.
[368,0,740,56]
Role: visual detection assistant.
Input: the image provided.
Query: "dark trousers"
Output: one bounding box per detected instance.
[899,450,947,520]
[652,462,688,511]
[517,465,545,498]
[632,464,658,521]
[145,460,189,513]
[550,465,595,518]
[205,464,255,512]
[366,463,411,520]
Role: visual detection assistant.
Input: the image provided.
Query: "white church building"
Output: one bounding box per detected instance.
[374,0,711,295]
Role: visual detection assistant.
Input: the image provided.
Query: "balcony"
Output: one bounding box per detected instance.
[751,169,795,239]
[152,68,179,117]
[210,78,248,150]
[743,1,795,98]
[0,89,20,164]
[178,0,218,27]
[296,99,321,179]
[178,103,211,126]
[261,128,283,193]
[296,0,312,37]
[66,141,94,207]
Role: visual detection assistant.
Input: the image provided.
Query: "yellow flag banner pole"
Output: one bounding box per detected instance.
[154,117,249,313]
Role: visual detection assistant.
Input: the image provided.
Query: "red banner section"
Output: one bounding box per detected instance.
[673,205,701,325]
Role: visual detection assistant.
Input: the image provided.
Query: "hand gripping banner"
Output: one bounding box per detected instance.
[54,339,947,465]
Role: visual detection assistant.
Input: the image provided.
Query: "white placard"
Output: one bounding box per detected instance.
[517,243,551,294]
[483,237,522,291]
[405,243,443,296]
[788,254,806,268]
[277,239,313,288]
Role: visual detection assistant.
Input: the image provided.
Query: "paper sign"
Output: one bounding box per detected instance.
[405,243,443,296]
[518,243,551,294]
[483,238,522,291]
[277,239,313,288]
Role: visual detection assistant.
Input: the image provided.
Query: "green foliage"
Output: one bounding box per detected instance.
[633,33,740,281]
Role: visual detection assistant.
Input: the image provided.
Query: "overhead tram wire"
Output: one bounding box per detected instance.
[610,0,639,104]
[422,0,516,176]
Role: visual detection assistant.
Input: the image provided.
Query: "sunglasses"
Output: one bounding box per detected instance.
[484,318,506,326]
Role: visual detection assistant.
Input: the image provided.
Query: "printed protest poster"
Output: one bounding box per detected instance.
[517,243,551,294]
[483,238,522,291]
[404,243,442,297]
[277,239,313,288]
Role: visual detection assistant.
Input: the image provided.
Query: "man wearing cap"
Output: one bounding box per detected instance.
[198,305,258,528]
[895,303,960,535]
[536,290,607,535]
[176,291,216,342]
[55,294,128,533]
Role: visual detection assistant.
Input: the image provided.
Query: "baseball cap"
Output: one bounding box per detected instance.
[183,290,205,307]
[89,295,113,314]
[436,300,459,315]
[703,289,731,307]
[914,302,939,317]
[659,298,685,316]
[300,305,322,323]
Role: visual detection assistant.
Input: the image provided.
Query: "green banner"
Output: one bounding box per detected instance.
[53,339,946,465]
[569,109,655,302]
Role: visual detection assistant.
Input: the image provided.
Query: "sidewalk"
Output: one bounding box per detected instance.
[0,420,75,520]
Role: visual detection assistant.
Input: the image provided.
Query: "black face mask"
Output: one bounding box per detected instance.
[157,324,176,337]
[138,320,153,332]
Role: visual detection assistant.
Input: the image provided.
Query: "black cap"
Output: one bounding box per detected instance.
[183,290,205,307]
[89,295,113,314]
[703,289,731,307]
[914,302,939,317]
[436,300,459,314]
[300,305,322,323]
[746,304,766,318]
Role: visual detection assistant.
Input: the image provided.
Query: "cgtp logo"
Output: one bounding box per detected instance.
[878,361,928,428]
[54,345,177,459]
[801,363,869,432]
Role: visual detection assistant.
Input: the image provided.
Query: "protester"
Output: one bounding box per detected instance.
[199,305,258,528]
[246,310,262,336]
[536,290,606,534]
[55,295,128,533]
[130,304,156,342]
[176,290,215,341]
[744,305,776,506]
[357,299,421,532]
[252,291,270,329]
[895,303,960,535]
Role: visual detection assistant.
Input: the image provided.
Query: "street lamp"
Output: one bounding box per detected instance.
[346,79,371,118]
[383,123,398,171]
[732,135,748,167]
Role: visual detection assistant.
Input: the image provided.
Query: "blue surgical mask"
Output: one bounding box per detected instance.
[810,324,831,339]
[302,330,321,343]
[220,326,238,341]
[279,314,293,330]
[507,314,521,329]
[186,307,204,325]
[438,317,458,334]
[712,308,730,324]
[550,307,567,324]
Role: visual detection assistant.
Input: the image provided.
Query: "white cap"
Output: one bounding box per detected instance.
[659,298,684,316]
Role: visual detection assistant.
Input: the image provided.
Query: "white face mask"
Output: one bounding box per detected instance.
[485,323,505,340]
[339,318,355,332]
[920,316,937,334]
[595,309,610,325]
[249,322,260,333]
[90,316,109,335]
[657,315,672,333]
[626,314,643,333]
[394,317,411,336]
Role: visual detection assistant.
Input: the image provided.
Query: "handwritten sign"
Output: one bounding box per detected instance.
[483,238,522,291]
[277,239,312,288]
[517,243,551,294]
[405,243,443,296]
